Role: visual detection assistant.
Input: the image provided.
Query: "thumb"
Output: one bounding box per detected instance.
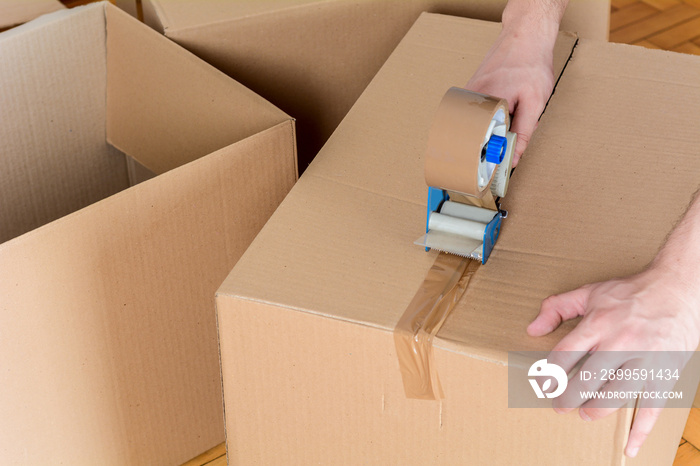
[626,408,663,458]
[527,285,592,337]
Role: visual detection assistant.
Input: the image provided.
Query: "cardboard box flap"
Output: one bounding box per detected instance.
[105,3,292,175]
[0,0,64,29]
[0,2,295,244]
[218,15,577,353]
[437,40,700,360]
[0,4,128,243]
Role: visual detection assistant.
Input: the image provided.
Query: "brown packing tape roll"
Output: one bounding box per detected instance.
[424,87,509,199]
[394,253,480,400]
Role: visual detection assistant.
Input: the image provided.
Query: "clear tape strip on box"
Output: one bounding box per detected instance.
[393,253,479,400]
[395,87,510,399]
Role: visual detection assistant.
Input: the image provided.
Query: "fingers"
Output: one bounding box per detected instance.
[510,97,545,166]
[626,408,663,458]
[553,353,631,414]
[527,286,591,337]
[579,406,619,422]
[576,359,646,419]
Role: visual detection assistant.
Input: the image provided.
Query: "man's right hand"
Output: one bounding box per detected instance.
[465,0,568,166]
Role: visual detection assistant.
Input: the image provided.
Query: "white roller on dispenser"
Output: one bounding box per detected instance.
[415,87,517,263]
[440,201,497,224]
[428,213,488,241]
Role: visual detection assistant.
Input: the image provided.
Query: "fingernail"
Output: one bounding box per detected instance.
[580,410,591,421]
[553,407,565,414]
[627,446,639,458]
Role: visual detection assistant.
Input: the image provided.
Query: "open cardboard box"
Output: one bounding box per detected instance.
[0,0,64,30]
[141,0,610,171]
[216,13,700,465]
[0,3,296,464]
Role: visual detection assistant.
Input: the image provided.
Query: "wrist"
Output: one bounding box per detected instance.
[643,259,700,320]
[501,0,566,46]
[648,254,700,292]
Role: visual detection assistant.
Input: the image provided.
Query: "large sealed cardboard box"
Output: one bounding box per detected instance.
[216,13,700,465]
[0,0,64,30]
[0,3,296,464]
[142,0,609,170]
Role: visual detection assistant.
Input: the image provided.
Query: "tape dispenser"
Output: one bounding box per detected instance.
[415,87,517,264]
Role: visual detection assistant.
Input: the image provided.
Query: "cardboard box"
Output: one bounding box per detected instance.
[0,3,296,464]
[216,13,700,465]
[0,0,64,30]
[142,0,610,171]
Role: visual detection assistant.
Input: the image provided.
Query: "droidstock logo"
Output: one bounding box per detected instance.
[528,359,568,399]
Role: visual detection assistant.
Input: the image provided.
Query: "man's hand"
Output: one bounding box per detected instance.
[528,191,700,457]
[466,0,568,165]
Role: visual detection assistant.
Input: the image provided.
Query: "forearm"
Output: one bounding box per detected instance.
[649,190,700,298]
[502,0,569,43]
[467,0,569,161]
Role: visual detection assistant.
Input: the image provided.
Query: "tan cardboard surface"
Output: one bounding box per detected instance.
[146,0,609,42]
[143,0,608,170]
[0,3,296,464]
[106,4,288,175]
[438,40,700,361]
[219,286,632,465]
[0,0,64,29]
[0,6,127,242]
[217,13,699,465]
[222,15,576,331]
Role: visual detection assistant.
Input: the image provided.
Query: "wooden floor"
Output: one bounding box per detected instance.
[182,443,226,466]
[610,0,700,54]
[676,408,700,465]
